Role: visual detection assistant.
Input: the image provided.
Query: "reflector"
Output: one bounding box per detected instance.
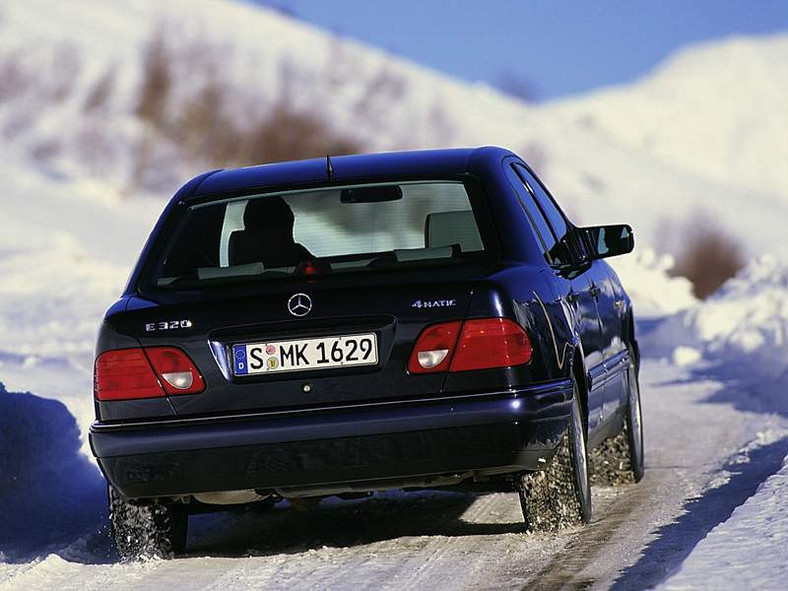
[408,321,462,374]
[145,347,205,395]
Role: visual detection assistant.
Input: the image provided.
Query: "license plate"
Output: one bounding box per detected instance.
[232,333,378,375]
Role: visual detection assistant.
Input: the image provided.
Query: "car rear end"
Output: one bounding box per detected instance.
[90,169,572,503]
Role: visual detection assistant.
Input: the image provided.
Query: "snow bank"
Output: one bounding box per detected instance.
[683,256,788,376]
[645,256,788,415]
[610,248,696,317]
[0,383,106,561]
[659,437,788,590]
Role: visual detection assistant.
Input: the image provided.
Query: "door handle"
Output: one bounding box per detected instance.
[588,285,601,298]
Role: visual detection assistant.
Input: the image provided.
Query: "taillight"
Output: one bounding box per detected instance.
[94,349,165,401]
[450,318,533,372]
[408,318,532,374]
[408,321,462,373]
[94,347,204,401]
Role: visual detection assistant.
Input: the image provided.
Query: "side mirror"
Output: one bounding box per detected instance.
[582,224,634,260]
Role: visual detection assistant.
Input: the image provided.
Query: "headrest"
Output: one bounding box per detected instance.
[243,196,294,230]
[425,210,483,252]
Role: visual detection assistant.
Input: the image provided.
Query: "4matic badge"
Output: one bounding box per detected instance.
[411,299,457,309]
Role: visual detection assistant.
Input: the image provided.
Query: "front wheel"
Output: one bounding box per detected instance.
[108,487,188,560]
[625,353,645,481]
[517,379,592,531]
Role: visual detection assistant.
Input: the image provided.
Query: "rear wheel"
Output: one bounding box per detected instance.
[590,349,644,485]
[108,487,188,560]
[517,379,592,531]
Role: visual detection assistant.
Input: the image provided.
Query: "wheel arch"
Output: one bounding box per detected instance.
[570,345,589,436]
[626,308,640,373]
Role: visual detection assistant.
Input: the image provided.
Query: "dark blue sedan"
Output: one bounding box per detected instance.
[89,146,643,557]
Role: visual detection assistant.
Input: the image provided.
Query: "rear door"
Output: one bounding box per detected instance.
[507,162,607,431]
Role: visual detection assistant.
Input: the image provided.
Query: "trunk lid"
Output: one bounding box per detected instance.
[122,268,485,418]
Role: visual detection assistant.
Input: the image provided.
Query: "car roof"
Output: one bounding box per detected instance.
[190,146,517,198]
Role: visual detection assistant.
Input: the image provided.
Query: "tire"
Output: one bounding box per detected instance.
[108,487,188,560]
[589,348,644,485]
[626,350,645,482]
[517,379,592,532]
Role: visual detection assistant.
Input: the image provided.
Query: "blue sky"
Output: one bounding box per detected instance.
[253,1,788,101]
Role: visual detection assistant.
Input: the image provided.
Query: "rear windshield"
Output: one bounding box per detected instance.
[148,181,491,289]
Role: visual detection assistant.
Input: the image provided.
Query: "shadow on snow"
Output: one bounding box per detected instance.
[0,382,523,564]
[0,382,111,563]
[611,436,788,590]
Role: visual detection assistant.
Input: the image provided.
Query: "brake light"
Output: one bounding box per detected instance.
[94,349,165,401]
[450,318,533,372]
[408,318,532,374]
[94,347,204,401]
[408,321,462,373]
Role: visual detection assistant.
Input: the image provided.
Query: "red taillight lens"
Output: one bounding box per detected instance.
[145,347,205,395]
[94,347,205,401]
[451,318,533,372]
[408,318,532,375]
[408,321,462,374]
[94,349,165,401]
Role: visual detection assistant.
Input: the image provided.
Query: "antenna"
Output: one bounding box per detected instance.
[326,154,334,180]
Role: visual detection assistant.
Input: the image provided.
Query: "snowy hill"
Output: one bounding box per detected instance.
[547,34,788,199]
[1,0,787,258]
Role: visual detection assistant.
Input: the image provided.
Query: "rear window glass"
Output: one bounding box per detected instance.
[149,181,489,289]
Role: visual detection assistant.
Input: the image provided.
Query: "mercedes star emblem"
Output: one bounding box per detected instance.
[287,293,313,317]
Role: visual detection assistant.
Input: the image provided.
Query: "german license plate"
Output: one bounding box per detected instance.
[232,333,378,375]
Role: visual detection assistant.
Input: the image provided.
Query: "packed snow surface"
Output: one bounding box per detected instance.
[659,436,788,590]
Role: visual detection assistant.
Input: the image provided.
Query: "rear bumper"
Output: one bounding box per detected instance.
[90,379,574,500]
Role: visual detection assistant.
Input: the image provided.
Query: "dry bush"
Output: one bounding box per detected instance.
[30,138,62,164]
[1,107,35,140]
[131,29,377,181]
[0,43,81,104]
[238,101,362,165]
[83,66,117,113]
[47,44,82,102]
[77,123,119,176]
[136,29,172,128]
[352,66,407,128]
[671,219,746,299]
[173,72,234,164]
[0,51,30,102]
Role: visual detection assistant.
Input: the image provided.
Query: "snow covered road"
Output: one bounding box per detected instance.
[3,357,785,591]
